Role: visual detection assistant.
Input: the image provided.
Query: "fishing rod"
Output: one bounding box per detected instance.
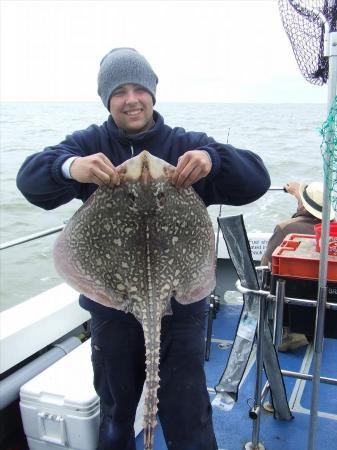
[204,127,232,360]
[205,204,222,361]
[205,126,284,360]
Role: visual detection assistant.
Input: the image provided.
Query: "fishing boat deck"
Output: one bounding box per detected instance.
[136,260,337,450]
[1,234,336,450]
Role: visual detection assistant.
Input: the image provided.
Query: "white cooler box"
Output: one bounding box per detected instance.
[20,339,144,450]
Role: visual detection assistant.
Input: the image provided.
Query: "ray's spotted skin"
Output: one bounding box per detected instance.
[53,151,216,450]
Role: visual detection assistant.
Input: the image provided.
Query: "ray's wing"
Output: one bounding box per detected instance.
[53,185,149,314]
[148,181,216,306]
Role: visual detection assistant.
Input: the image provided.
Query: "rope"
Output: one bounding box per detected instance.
[320,95,337,211]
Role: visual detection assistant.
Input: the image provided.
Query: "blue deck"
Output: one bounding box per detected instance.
[136,295,337,450]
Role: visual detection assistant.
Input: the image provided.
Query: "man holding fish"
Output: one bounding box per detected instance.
[17,48,270,450]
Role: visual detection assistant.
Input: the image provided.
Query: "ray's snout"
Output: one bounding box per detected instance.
[140,161,151,186]
[118,150,173,186]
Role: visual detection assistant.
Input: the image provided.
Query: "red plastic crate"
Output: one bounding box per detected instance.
[271,233,337,282]
[314,223,337,256]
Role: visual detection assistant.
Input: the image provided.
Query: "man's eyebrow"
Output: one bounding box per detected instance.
[113,87,125,93]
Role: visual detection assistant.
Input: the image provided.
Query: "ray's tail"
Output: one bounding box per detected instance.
[142,313,162,450]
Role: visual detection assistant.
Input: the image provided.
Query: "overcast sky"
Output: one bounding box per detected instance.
[0,0,328,103]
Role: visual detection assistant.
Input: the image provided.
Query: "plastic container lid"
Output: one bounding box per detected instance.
[20,340,99,415]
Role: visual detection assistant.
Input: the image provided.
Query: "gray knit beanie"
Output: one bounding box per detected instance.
[97,47,158,109]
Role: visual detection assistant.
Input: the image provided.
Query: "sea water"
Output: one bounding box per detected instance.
[0,102,327,310]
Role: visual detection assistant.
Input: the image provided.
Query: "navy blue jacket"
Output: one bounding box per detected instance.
[17,111,270,316]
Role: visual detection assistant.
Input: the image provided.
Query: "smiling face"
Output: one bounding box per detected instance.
[109,83,155,135]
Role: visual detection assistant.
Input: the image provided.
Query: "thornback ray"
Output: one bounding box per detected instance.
[53,150,216,450]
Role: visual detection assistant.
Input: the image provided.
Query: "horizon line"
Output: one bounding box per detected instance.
[0,100,326,105]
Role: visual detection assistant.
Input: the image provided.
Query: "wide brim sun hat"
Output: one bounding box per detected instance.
[299,181,335,221]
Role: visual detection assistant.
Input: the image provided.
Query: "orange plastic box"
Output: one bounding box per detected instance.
[272,233,337,282]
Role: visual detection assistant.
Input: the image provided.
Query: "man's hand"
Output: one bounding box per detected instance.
[70,153,120,187]
[171,150,212,189]
[284,181,300,198]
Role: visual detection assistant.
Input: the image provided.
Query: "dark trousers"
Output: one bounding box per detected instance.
[90,308,218,450]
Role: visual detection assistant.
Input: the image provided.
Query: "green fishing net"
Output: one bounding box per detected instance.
[320,95,337,211]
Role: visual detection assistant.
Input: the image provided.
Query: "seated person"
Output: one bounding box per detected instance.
[261,181,335,351]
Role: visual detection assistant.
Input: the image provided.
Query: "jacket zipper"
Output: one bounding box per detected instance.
[130,145,134,157]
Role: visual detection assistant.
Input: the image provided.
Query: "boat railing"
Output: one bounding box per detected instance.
[235,277,337,450]
[0,224,66,251]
